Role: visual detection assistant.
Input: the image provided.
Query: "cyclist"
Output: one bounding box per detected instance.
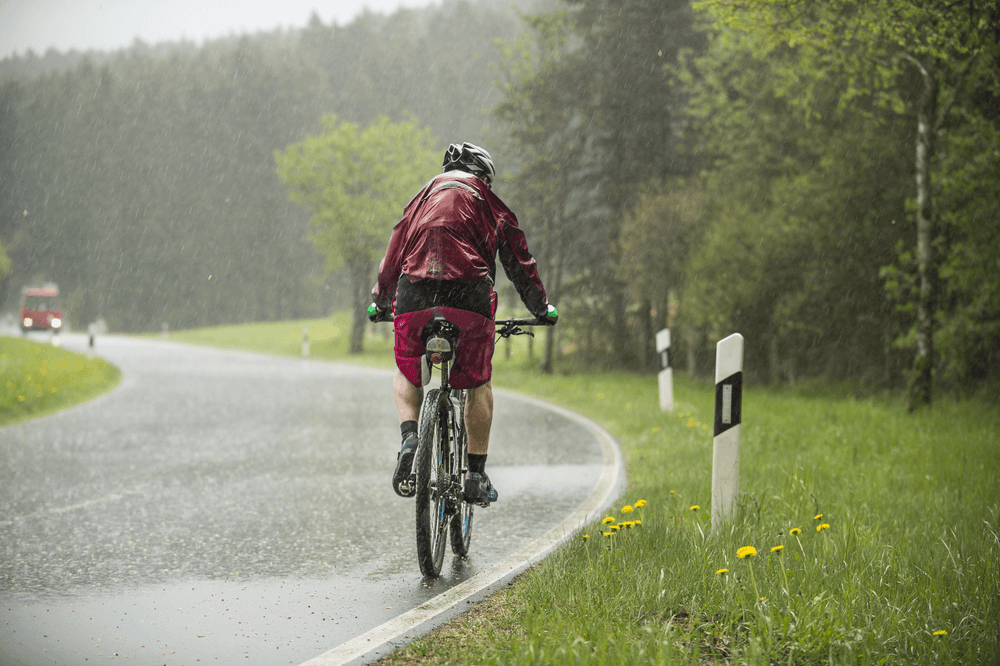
[369,142,557,506]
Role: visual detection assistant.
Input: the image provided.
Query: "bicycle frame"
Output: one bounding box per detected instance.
[372,310,548,577]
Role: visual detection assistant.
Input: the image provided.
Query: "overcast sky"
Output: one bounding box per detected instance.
[0,0,438,59]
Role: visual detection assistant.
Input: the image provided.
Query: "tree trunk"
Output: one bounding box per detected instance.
[909,57,938,411]
[685,327,698,377]
[349,263,373,355]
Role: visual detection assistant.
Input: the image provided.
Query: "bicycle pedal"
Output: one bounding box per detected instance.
[398,475,416,497]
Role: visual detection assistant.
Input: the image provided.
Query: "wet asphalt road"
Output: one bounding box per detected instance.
[0,331,605,665]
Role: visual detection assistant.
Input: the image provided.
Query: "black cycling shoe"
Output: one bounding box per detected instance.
[464,471,499,507]
[392,433,418,498]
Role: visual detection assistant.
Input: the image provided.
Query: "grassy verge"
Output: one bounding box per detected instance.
[168,317,1000,664]
[0,336,122,427]
[160,311,395,365]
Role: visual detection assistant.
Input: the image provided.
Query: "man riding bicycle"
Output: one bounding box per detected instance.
[369,142,557,506]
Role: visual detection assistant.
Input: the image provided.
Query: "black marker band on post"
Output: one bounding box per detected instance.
[713,371,742,437]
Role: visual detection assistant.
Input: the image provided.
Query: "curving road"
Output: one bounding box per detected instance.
[0,332,622,665]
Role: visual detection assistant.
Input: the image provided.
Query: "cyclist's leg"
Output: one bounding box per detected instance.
[465,381,493,455]
[464,381,499,505]
[392,369,423,497]
[393,369,423,423]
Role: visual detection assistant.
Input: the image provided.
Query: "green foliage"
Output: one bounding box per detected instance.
[0,336,121,426]
[0,238,10,283]
[275,114,438,278]
[673,0,1000,392]
[494,0,705,370]
[677,11,914,383]
[935,113,1000,385]
[1,38,333,331]
[274,113,438,353]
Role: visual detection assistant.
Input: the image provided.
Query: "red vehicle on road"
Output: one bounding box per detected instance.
[20,286,62,334]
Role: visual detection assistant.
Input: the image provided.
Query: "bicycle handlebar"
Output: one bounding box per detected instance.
[494,317,549,327]
[368,310,551,328]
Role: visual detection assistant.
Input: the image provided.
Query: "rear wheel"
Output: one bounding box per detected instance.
[415,389,449,578]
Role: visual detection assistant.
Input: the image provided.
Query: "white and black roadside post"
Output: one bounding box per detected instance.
[712,333,744,532]
[656,328,674,411]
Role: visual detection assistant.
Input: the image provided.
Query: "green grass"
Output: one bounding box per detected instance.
[411,371,998,665]
[0,336,122,426]
[161,311,396,365]
[161,316,1000,664]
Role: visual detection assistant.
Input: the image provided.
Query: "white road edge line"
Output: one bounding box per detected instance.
[299,391,627,666]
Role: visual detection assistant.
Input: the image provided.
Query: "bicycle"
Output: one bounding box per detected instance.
[371,310,546,578]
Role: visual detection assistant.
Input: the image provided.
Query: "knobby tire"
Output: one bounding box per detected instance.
[415,389,448,577]
[449,391,473,556]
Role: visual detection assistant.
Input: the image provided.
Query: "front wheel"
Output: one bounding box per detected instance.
[415,389,449,578]
[449,391,473,556]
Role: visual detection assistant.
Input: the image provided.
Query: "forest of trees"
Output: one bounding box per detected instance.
[1,0,997,402]
[0,0,545,331]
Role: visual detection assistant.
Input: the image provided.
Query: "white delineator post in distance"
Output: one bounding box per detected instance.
[656,328,674,411]
[712,333,744,532]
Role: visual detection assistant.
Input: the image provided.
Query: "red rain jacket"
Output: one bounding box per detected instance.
[372,171,548,316]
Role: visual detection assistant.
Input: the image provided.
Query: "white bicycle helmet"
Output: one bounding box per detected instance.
[442,142,495,187]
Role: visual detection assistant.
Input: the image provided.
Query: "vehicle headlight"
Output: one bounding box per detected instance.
[51,318,62,328]
[23,317,33,327]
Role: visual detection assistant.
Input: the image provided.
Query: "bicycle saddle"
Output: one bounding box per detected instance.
[420,316,460,385]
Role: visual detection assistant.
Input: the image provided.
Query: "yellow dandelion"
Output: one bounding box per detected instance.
[583,534,590,539]
[611,524,621,531]
[790,528,802,536]
[816,523,830,532]
[670,490,676,495]
[933,630,948,636]
[602,531,614,537]
[771,545,784,552]
[621,505,634,514]
[635,499,647,508]
[715,568,729,575]
[18,395,24,402]
[814,513,823,520]
[634,520,642,526]
[602,516,615,525]
[689,505,700,511]
[736,546,757,559]
[652,427,659,433]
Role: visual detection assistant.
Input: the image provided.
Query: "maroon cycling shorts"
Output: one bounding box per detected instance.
[392,278,498,389]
